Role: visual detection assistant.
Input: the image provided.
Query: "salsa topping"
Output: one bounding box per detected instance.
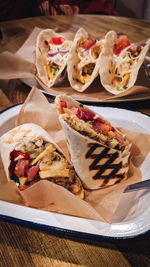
[49,37,64,45]
[114,35,131,56]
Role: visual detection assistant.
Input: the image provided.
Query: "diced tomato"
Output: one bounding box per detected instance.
[49,37,64,45]
[60,101,67,111]
[81,36,94,50]
[71,106,95,122]
[93,118,114,134]
[19,185,29,191]
[27,164,39,182]
[114,35,131,55]
[108,126,115,132]
[93,118,103,131]
[100,124,110,133]
[14,159,29,178]
[10,150,30,161]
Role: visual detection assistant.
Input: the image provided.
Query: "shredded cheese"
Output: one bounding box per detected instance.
[31,144,56,165]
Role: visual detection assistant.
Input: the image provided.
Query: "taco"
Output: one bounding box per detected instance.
[0,123,84,199]
[99,30,150,94]
[67,28,104,92]
[55,95,131,190]
[36,29,72,87]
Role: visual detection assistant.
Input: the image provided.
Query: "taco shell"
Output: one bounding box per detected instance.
[67,28,104,92]
[99,30,150,95]
[36,29,72,88]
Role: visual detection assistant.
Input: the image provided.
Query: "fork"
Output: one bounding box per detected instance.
[124,179,150,193]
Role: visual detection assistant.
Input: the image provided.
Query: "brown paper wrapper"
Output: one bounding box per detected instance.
[0,89,12,111]
[0,27,149,102]
[0,87,150,223]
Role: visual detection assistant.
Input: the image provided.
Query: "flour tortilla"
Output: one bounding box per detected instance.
[0,123,84,199]
[67,28,103,92]
[55,95,131,190]
[36,29,72,87]
[99,30,150,95]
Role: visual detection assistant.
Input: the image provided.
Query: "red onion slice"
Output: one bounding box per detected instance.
[132,42,146,47]
[48,49,69,57]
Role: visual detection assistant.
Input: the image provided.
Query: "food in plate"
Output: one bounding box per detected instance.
[36,29,72,87]
[0,123,84,199]
[99,30,150,94]
[67,28,104,92]
[55,95,131,190]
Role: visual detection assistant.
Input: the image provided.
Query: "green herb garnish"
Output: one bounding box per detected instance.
[116,84,124,91]
[79,103,84,108]
[51,67,59,76]
[88,120,94,125]
[15,177,20,186]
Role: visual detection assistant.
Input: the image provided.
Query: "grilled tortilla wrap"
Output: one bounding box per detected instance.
[99,30,150,95]
[55,95,131,190]
[67,28,104,92]
[36,29,72,87]
[0,123,84,199]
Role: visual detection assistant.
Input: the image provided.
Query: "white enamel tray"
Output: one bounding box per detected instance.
[0,104,150,240]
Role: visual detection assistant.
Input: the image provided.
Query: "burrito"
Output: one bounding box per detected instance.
[55,95,131,190]
[99,31,150,94]
[67,28,104,92]
[0,123,84,199]
[36,29,73,87]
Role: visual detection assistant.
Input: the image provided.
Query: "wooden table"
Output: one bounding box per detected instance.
[0,15,150,267]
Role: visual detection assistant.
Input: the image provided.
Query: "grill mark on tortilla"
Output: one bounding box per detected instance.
[85,143,125,184]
